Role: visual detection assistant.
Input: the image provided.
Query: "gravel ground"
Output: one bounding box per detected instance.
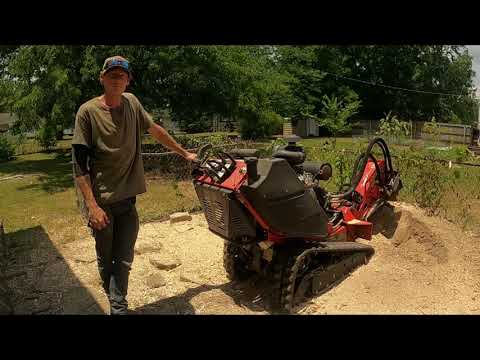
[6,202,480,315]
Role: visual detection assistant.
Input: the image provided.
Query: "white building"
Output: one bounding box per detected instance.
[0,113,17,133]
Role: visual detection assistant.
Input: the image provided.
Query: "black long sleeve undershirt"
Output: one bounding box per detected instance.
[72,144,91,177]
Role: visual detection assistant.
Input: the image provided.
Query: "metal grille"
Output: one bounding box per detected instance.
[194,183,231,238]
[230,210,253,237]
[193,181,256,241]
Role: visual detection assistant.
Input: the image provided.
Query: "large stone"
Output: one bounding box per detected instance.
[172,224,194,233]
[169,212,192,224]
[179,273,203,285]
[134,242,163,255]
[146,273,166,288]
[149,254,181,271]
[72,252,97,264]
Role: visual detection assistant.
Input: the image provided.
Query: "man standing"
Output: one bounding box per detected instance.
[72,56,196,315]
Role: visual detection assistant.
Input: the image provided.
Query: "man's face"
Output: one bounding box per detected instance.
[101,68,130,95]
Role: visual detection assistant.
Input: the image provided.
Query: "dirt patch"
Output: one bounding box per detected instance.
[389,208,449,265]
[301,202,480,314]
[6,201,480,314]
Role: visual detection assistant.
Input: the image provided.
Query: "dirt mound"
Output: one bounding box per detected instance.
[390,208,448,265]
[301,202,480,314]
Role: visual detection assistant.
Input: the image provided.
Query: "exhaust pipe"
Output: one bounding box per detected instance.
[245,157,259,185]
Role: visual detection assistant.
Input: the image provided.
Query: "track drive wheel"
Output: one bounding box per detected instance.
[267,245,299,314]
[223,241,254,281]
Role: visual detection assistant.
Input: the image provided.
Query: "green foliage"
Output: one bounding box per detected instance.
[142,132,234,154]
[0,45,477,145]
[240,110,284,139]
[279,45,477,125]
[392,145,480,224]
[300,138,480,228]
[315,94,362,143]
[333,151,350,189]
[36,123,58,151]
[450,146,470,162]
[1,45,294,140]
[402,153,448,214]
[0,134,15,162]
[422,144,472,163]
[377,111,411,144]
[266,137,288,154]
[423,117,441,145]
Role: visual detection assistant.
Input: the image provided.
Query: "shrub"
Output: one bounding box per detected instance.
[239,110,284,140]
[377,111,411,144]
[0,135,15,162]
[36,124,58,151]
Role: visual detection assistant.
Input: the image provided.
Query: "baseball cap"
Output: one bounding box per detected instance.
[101,56,132,78]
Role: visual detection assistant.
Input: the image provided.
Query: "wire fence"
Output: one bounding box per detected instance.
[304,145,480,168]
[142,141,268,179]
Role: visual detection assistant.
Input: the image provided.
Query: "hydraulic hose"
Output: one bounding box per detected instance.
[329,137,393,200]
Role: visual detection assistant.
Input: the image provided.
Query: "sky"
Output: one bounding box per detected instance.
[466,45,480,89]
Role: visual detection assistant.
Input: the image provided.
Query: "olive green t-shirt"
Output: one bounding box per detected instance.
[72,92,155,205]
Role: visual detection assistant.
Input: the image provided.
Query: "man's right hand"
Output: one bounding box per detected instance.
[88,204,110,230]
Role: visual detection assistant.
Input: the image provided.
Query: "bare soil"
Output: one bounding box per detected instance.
[6,202,480,315]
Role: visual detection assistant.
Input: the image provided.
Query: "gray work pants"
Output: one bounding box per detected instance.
[92,197,139,315]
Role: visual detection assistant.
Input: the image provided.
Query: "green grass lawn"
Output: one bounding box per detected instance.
[0,149,200,246]
[1,131,241,241]
[12,132,240,154]
[10,137,73,156]
[2,135,478,247]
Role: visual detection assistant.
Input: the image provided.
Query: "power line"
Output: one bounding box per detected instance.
[322,71,470,98]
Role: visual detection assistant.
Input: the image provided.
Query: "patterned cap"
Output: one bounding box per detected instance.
[101,56,131,77]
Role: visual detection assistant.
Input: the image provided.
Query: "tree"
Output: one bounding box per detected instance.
[0,45,476,145]
[2,46,87,141]
[339,45,477,123]
[1,45,294,140]
[315,93,362,146]
[278,45,476,125]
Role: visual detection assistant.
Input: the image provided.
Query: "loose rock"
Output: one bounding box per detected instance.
[179,273,203,285]
[146,273,166,288]
[169,212,192,224]
[134,242,163,255]
[149,255,181,271]
[73,253,97,264]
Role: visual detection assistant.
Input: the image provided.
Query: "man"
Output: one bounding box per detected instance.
[72,56,196,315]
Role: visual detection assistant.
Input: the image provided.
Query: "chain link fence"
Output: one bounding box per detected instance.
[142,139,268,180]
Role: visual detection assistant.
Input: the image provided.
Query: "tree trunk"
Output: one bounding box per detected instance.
[56,130,63,141]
